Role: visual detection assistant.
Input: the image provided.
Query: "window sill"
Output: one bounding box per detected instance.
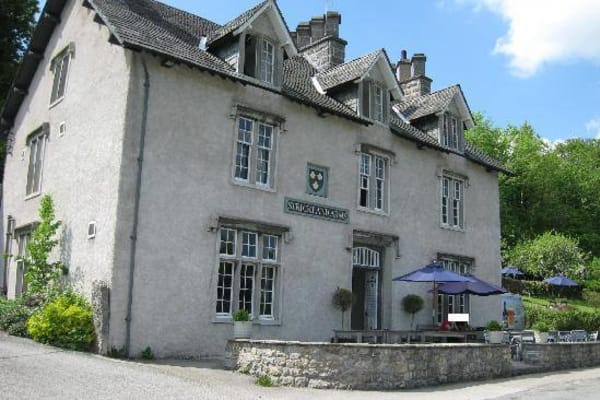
[211,317,280,326]
[49,96,65,110]
[25,191,42,201]
[231,179,276,193]
[440,224,465,233]
[357,207,389,217]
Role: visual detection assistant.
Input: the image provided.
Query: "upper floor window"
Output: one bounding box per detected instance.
[50,44,75,105]
[244,36,278,85]
[216,227,281,320]
[26,127,48,197]
[233,115,277,190]
[441,175,464,229]
[361,81,389,123]
[441,114,461,151]
[359,152,389,213]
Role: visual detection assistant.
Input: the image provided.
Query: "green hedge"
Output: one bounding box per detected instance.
[524,303,600,331]
[502,277,582,298]
[26,292,95,351]
[0,297,34,337]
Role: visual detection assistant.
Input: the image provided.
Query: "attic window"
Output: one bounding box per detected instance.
[441,113,462,151]
[244,35,279,86]
[361,81,389,123]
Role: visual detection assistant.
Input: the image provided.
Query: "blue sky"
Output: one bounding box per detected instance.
[43,1,600,141]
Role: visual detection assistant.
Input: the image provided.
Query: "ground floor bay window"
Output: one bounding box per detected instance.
[215,225,281,321]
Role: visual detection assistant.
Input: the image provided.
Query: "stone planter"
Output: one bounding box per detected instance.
[487,331,505,344]
[233,321,252,339]
[534,331,549,343]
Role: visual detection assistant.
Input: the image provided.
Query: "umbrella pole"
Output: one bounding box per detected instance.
[432,281,436,327]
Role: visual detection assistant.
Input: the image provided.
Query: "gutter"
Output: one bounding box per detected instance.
[125,54,150,357]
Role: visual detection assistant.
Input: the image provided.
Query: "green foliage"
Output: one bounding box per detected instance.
[582,289,600,307]
[256,374,273,387]
[108,347,128,359]
[0,297,34,337]
[26,292,95,351]
[23,195,65,296]
[332,287,353,329]
[486,320,503,331]
[507,232,587,280]
[0,0,38,179]
[232,309,250,322]
[525,303,600,331]
[402,294,424,330]
[502,277,582,299]
[532,321,550,332]
[466,116,600,258]
[141,346,154,360]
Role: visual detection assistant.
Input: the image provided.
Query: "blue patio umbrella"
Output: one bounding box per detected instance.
[501,266,524,277]
[436,274,507,296]
[393,263,472,325]
[543,275,578,287]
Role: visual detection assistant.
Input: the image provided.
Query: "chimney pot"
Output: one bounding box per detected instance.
[411,53,427,77]
[401,49,407,60]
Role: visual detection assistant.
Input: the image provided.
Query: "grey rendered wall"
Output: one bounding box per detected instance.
[2,0,130,300]
[122,50,502,357]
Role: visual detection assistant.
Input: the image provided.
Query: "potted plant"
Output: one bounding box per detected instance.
[232,309,252,339]
[332,287,353,329]
[485,320,504,344]
[402,294,424,331]
[533,321,550,343]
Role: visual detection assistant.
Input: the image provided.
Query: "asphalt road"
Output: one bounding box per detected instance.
[2,332,600,400]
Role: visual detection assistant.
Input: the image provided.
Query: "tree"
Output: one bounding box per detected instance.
[24,195,64,296]
[401,294,424,330]
[332,287,353,329]
[507,232,587,280]
[0,0,39,180]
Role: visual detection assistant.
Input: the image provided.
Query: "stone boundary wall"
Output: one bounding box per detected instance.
[225,340,512,390]
[522,342,600,369]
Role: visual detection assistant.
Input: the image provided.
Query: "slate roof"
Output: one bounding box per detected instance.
[0,0,507,173]
[207,1,268,44]
[396,85,463,121]
[315,49,381,91]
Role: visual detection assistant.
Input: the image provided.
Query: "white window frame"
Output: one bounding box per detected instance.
[49,44,74,106]
[358,152,389,213]
[25,129,48,198]
[215,228,281,321]
[441,175,464,229]
[437,256,472,324]
[232,116,277,191]
[440,113,461,150]
[259,39,275,84]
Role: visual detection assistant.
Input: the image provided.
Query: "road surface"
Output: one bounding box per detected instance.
[1,332,599,399]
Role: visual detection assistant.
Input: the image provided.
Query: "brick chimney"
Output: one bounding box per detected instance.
[397,51,432,98]
[292,12,347,71]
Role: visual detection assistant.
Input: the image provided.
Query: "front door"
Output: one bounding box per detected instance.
[351,247,381,330]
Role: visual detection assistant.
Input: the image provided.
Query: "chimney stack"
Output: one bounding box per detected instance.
[292,12,347,71]
[398,51,432,99]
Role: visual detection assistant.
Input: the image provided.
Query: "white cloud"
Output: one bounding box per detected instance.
[586,117,600,139]
[458,0,600,77]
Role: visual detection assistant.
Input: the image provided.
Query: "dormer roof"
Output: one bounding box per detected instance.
[395,85,474,128]
[207,0,297,57]
[314,49,402,99]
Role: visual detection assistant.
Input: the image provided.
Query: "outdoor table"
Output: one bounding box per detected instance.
[420,330,471,343]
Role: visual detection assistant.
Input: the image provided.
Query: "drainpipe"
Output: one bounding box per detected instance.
[125,54,150,357]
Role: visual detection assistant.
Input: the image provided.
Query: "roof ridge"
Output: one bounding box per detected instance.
[146,0,221,28]
[318,48,382,75]
[207,0,269,44]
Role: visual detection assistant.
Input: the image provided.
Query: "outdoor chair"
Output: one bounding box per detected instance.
[547,330,559,343]
[570,330,588,342]
[558,331,571,342]
[521,330,535,343]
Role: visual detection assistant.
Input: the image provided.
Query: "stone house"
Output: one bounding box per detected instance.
[0,0,508,358]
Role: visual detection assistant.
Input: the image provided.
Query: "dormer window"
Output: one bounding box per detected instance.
[244,35,278,86]
[441,114,462,151]
[361,81,389,123]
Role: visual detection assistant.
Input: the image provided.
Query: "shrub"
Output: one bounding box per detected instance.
[26,292,95,351]
[524,303,600,331]
[0,297,34,337]
[232,309,250,322]
[332,287,353,329]
[583,289,600,307]
[502,277,582,299]
[256,374,273,387]
[532,321,551,332]
[486,320,503,331]
[141,346,154,360]
[402,294,424,330]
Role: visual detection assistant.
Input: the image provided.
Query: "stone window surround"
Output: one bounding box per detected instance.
[25,123,50,199]
[49,42,75,108]
[229,104,285,193]
[212,216,289,326]
[438,169,469,232]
